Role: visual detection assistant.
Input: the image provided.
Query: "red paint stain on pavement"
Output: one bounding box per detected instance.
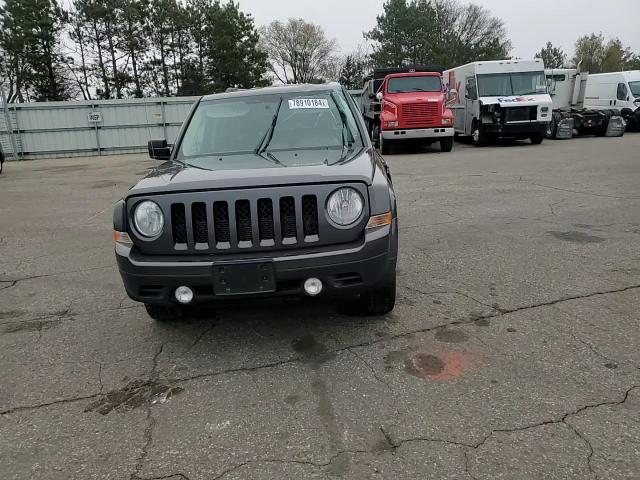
[405,350,480,381]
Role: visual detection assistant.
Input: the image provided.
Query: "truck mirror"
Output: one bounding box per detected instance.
[376,92,383,101]
[148,139,172,160]
[447,88,457,100]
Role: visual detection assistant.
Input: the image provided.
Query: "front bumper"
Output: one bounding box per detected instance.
[381,127,454,140]
[483,122,547,137]
[116,220,398,305]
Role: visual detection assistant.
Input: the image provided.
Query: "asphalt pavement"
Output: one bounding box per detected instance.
[1,134,639,479]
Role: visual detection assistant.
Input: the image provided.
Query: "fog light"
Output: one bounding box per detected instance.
[303,278,323,296]
[174,286,194,304]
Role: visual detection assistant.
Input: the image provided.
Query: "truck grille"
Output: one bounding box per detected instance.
[504,106,537,122]
[401,102,439,127]
[170,195,320,250]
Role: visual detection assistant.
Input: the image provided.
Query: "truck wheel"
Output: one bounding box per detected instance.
[145,304,184,322]
[440,137,453,152]
[380,134,392,155]
[530,132,544,144]
[472,121,487,146]
[545,117,558,139]
[359,276,396,315]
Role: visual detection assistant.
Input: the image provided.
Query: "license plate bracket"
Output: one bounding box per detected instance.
[213,261,276,296]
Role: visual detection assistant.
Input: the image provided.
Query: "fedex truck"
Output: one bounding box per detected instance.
[444,59,552,146]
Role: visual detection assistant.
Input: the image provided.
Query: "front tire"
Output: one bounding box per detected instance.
[380,133,393,155]
[530,132,544,144]
[440,136,453,152]
[472,120,487,146]
[145,304,184,322]
[359,277,396,315]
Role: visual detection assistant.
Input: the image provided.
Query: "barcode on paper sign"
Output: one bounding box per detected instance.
[288,99,330,109]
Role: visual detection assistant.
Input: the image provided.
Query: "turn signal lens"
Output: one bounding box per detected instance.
[114,231,133,245]
[366,212,393,229]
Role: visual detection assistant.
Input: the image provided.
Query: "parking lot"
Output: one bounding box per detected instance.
[1,134,639,479]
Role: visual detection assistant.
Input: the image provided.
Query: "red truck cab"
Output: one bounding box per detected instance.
[377,72,455,154]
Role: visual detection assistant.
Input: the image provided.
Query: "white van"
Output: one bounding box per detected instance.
[584,71,640,130]
[444,59,552,146]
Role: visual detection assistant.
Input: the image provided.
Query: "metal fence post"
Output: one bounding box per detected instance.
[0,85,20,161]
[92,103,101,155]
[161,100,167,140]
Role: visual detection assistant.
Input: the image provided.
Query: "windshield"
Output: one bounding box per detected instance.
[177,90,363,166]
[629,81,640,97]
[477,71,547,97]
[387,76,442,93]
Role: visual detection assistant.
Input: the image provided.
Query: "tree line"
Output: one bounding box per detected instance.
[1,0,639,103]
[0,0,268,102]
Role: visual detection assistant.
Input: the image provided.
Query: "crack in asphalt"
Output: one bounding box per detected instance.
[131,344,165,480]
[0,393,101,415]
[0,265,114,291]
[346,348,390,389]
[210,449,369,480]
[139,475,191,480]
[518,179,640,200]
[160,283,640,387]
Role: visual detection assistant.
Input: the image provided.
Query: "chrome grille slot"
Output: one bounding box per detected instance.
[280,196,297,243]
[235,200,252,247]
[213,201,231,247]
[258,198,275,244]
[191,202,208,246]
[171,203,187,245]
[302,195,319,239]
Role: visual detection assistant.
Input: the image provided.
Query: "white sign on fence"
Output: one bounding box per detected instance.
[88,111,103,123]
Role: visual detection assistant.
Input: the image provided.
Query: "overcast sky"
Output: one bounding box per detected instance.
[238,0,640,60]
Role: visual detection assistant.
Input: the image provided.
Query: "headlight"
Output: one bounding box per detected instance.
[327,188,364,226]
[134,200,164,237]
[442,118,452,125]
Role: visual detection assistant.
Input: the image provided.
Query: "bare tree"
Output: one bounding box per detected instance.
[260,18,337,84]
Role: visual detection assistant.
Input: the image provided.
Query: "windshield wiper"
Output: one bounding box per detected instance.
[255,96,284,154]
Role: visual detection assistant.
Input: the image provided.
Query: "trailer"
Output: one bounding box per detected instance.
[545,66,625,139]
[443,59,552,146]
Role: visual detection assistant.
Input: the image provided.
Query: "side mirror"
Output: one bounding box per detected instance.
[376,92,383,101]
[148,139,172,160]
[447,88,457,101]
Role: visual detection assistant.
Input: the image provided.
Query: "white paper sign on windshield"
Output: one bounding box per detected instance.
[288,99,330,109]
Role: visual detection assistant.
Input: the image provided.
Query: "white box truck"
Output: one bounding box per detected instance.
[545,66,625,139]
[443,59,552,146]
[583,70,640,131]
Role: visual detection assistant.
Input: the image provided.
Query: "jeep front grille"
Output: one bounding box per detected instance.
[169,194,320,250]
[130,184,369,255]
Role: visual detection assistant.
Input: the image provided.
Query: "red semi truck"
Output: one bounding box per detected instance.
[361,68,455,154]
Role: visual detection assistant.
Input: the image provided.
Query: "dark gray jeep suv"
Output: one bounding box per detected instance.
[114,83,398,320]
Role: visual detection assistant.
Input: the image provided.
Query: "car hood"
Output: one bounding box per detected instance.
[127,148,375,197]
[480,93,553,108]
